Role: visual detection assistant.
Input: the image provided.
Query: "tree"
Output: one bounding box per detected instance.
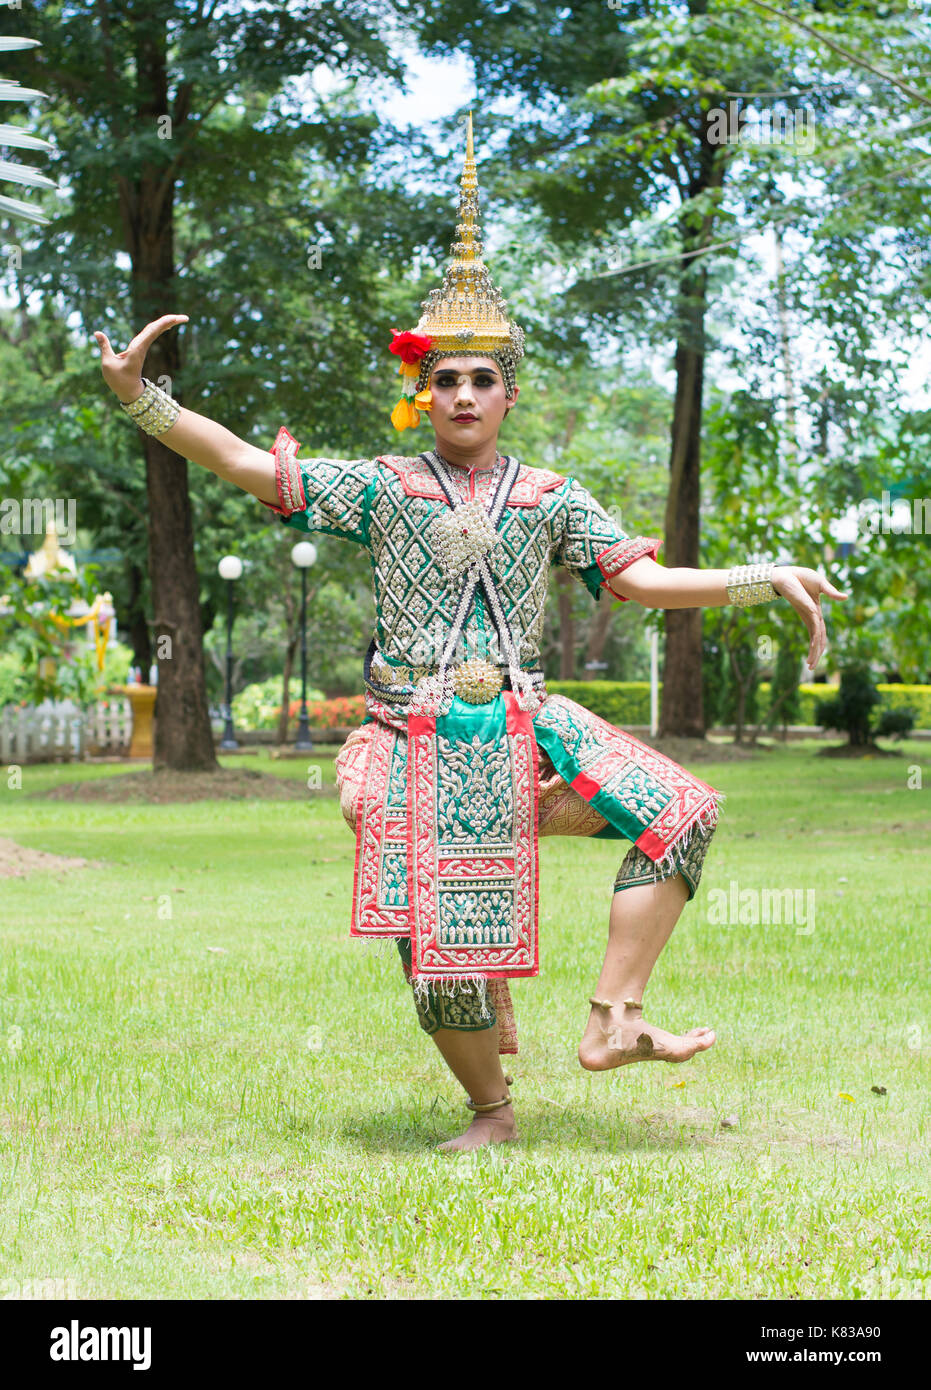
[5,0,407,769]
[413,0,931,731]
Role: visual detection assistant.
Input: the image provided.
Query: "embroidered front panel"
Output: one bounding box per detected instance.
[435,731,514,844]
[349,697,541,974]
[409,694,540,981]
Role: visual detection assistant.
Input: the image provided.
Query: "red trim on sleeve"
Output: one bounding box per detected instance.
[261,425,305,517]
[596,536,662,602]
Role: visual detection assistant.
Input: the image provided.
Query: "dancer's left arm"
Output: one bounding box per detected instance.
[607,561,848,670]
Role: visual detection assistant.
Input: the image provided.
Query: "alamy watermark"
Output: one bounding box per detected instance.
[707,880,816,935]
[0,496,76,546]
[854,492,931,537]
[705,98,816,149]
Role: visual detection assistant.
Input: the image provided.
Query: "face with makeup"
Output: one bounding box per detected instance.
[428,356,519,467]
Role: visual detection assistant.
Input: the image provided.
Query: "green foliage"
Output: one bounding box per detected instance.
[232,676,325,732]
[0,562,127,707]
[0,649,28,707]
[764,632,805,732]
[547,680,653,725]
[874,685,931,728]
[549,678,931,731]
[875,707,917,741]
[815,664,883,746]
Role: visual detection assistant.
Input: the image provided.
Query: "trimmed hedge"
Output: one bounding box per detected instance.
[545,680,931,729]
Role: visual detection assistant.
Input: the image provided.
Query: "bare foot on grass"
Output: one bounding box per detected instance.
[578,1003,715,1071]
[436,1104,518,1152]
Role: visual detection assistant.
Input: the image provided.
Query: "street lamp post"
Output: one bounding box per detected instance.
[291,541,317,751]
[218,555,243,750]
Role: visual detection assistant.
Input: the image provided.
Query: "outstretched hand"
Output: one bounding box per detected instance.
[92,314,189,403]
[771,565,848,669]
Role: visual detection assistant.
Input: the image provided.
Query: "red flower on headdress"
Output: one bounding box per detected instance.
[389,330,433,365]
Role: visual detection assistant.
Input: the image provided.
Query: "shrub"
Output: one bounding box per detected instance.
[874,707,916,740]
[292,695,367,729]
[546,678,931,731]
[815,665,883,746]
[232,676,325,731]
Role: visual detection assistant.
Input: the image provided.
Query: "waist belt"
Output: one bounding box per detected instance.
[364,651,547,707]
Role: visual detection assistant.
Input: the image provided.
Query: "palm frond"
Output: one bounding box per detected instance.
[0,35,58,226]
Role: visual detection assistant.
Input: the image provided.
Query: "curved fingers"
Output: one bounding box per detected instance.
[126,314,189,360]
[781,574,825,666]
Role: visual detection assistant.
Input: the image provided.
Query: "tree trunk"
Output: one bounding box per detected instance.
[124,558,151,676]
[121,24,217,771]
[277,634,298,746]
[658,108,725,738]
[557,569,576,679]
[659,320,706,737]
[581,599,614,680]
[774,224,799,480]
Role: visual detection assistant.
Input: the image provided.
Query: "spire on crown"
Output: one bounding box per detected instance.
[415,111,522,353]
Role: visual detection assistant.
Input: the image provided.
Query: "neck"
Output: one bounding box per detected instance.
[429,435,500,470]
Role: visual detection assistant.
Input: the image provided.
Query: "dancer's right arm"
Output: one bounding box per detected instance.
[93,314,279,508]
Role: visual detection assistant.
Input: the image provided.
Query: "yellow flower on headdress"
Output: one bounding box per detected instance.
[390,397,420,431]
[389,330,434,431]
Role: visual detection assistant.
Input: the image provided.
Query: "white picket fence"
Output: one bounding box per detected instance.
[0,699,132,764]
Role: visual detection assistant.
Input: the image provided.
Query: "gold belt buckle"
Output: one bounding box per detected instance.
[451,657,504,704]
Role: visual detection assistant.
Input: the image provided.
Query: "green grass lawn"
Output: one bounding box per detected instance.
[0,741,928,1300]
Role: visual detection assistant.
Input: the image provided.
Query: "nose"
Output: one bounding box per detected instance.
[453,375,476,409]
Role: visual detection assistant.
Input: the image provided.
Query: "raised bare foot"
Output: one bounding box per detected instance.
[436,1104,518,1153]
[578,1003,715,1072]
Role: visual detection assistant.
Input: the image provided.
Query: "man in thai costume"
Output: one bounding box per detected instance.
[94,116,846,1154]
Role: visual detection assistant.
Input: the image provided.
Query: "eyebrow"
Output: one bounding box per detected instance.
[432,366,499,378]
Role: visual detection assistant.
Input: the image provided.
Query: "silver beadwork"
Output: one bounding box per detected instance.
[726,562,777,607]
[119,377,180,436]
[431,498,499,579]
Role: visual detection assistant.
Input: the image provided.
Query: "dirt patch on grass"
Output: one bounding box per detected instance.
[639,735,759,763]
[816,742,901,758]
[0,837,104,879]
[31,767,327,804]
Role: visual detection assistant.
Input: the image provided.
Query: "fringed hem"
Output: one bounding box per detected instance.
[357,935,402,959]
[653,797,722,877]
[412,971,494,1023]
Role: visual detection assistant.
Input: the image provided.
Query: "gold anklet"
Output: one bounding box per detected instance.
[589,996,643,1010]
[465,1095,512,1114]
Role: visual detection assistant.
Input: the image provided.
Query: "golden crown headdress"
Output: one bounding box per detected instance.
[388,111,525,431]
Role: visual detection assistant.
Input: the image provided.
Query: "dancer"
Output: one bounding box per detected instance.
[94,116,845,1153]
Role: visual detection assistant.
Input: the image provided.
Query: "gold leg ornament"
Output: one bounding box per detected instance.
[464,1073,514,1113]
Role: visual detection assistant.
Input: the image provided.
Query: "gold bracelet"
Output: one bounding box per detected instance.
[119,377,180,436]
[726,562,777,607]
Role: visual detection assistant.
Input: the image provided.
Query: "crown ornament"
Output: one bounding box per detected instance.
[389,112,525,431]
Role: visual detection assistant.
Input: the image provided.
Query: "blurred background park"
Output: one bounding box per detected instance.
[0,1,929,767]
[0,1,929,1303]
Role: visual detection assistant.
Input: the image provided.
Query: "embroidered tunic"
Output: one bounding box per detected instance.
[261,427,720,996]
[261,428,659,682]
